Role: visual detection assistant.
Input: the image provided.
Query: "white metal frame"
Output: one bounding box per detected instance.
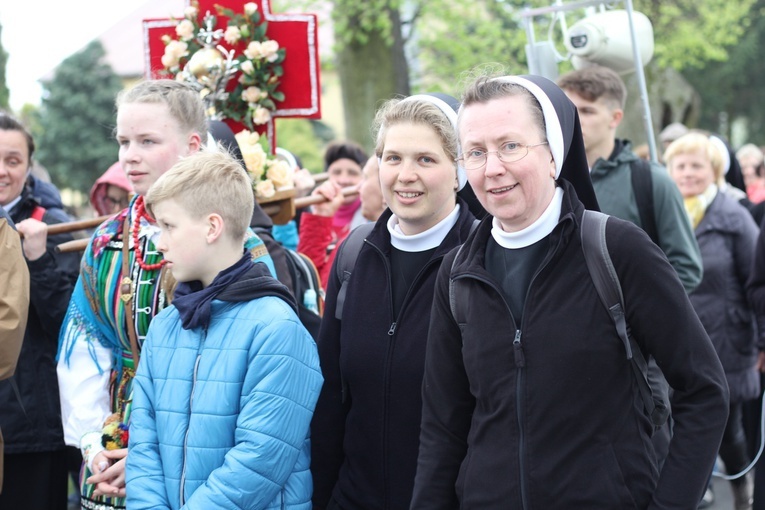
[520,0,658,162]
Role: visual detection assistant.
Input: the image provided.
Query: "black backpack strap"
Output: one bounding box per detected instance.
[629,158,659,245]
[580,210,669,427]
[334,222,375,320]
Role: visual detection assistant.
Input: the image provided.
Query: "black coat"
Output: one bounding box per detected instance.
[690,192,760,402]
[311,201,476,510]
[0,185,80,453]
[411,181,729,509]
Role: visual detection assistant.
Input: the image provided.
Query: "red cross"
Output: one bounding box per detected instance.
[142,0,321,151]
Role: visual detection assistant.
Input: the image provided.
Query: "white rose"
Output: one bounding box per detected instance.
[224,26,241,45]
[240,60,254,75]
[244,41,263,60]
[175,19,195,41]
[252,106,271,125]
[244,2,258,15]
[261,40,280,62]
[241,86,262,103]
[255,179,276,199]
[184,6,198,18]
[267,160,294,189]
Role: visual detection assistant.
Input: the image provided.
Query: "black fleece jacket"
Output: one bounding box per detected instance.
[311,201,476,510]
[412,181,729,510]
[0,185,79,453]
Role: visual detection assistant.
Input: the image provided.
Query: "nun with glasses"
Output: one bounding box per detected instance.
[411,74,729,509]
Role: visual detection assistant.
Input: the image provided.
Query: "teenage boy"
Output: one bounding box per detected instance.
[125,150,323,509]
[558,65,702,293]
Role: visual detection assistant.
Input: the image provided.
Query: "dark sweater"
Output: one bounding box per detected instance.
[311,200,476,510]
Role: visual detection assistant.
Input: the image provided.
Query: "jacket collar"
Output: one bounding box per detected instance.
[366,197,477,259]
[591,139,638,175]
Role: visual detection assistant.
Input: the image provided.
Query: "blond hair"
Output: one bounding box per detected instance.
[664,133,725,182]
[116,80,208,144]
[145,150,254,240]
[373,98,459,165]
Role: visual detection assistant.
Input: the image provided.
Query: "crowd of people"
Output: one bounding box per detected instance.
[3,64,765,510]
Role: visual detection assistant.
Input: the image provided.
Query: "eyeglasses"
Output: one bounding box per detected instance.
[457,142,549,170]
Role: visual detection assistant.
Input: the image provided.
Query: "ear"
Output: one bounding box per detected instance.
[206,213,225,244]
[187,132,203,154]
[610,109,624,130]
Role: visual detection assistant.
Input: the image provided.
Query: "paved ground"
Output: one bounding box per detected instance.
[708,474,734,509]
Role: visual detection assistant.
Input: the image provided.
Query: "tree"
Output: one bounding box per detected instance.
[330,0,411,151]
[682,0,765,144]
[35,40,123,194]
[0,23,9,110]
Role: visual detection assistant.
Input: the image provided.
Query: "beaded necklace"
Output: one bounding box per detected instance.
[132,196,166,271]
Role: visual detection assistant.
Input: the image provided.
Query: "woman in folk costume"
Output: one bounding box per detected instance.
[56,80,273,509]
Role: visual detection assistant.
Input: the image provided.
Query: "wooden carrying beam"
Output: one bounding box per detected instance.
[54,184,359,253]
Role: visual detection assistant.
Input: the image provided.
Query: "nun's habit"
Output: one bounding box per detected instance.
[489,74,600,212]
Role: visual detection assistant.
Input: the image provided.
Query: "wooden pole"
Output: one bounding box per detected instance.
[55,186,359,253]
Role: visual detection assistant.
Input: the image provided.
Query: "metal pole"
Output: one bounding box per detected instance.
[624,0,658,163]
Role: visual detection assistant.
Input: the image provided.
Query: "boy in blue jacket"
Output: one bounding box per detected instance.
[126,150,323,509]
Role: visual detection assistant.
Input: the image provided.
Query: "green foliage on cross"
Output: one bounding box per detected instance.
[35,40,123,194]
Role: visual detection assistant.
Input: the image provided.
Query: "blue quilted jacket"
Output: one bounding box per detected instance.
[126,265,323,509]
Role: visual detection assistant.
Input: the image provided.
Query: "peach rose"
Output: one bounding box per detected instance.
[267,160,294,188]
[242,86,262,104]
[244,2,258,15]
[260,40,280,62]
[184,6,198,18]
[240,60,255,75]
[252,106,271,125]
[175,19,195,41]
[224,26,241,45]
[244,41,263,60]
[255,179,276,198]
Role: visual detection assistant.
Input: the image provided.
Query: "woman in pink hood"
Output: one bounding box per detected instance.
[89,162,132,216]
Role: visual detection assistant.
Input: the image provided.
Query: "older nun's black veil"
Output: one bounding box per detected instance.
[493,75,600,212]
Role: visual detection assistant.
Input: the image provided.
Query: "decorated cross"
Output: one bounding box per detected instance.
[142,0,321,152]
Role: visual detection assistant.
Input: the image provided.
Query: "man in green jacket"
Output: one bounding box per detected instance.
[0,209,29,493]
[558,65,702,293]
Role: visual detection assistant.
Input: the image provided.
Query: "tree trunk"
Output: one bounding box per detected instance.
[336,6,410,153]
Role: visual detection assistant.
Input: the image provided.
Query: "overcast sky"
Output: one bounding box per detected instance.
[1,0,150,111]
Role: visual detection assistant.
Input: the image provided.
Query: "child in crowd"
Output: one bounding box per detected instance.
[125,150,323,509]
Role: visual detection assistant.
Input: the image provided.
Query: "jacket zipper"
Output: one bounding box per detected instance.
[452,232,562,509]
[368,239,443,509]
[180,326,207,506]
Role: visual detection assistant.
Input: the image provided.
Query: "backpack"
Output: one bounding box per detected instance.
[630,158,659,245]
[333,223,374,321]
[284,247,324,336]
[580,210,670,428]
[332,219,481,321]
[448,210,670,429]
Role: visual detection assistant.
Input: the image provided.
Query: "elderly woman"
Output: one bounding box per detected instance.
[666,132,761,509]
[0,113,80,509]
[410,75,729,509]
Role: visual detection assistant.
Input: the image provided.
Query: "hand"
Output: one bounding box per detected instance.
[15,218,48,261]
[293,167,316,198]
[311,181,345,217]
[88,448,128,498]
[757,351,765,373]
